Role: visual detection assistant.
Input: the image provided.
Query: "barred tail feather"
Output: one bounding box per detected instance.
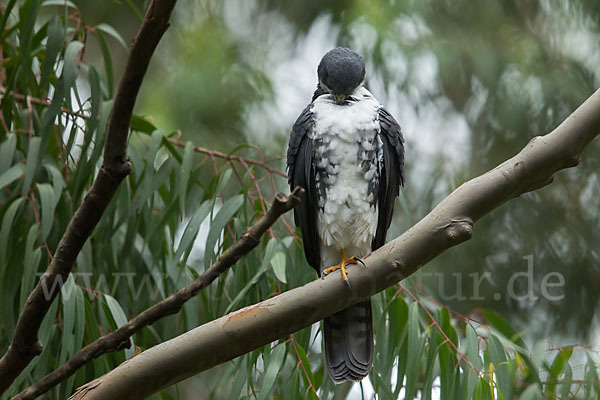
[324,299,374,382]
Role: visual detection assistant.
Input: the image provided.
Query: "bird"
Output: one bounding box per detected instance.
[287,47,405,382]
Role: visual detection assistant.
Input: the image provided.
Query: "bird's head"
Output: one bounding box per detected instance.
[317,47,365,104]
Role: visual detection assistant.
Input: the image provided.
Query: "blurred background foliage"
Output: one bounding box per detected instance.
[1,0,599,399]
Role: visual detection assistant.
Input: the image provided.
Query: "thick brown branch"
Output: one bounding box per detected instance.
[12,188,302,400]
[0,0,177,393]
[68,88,600,400]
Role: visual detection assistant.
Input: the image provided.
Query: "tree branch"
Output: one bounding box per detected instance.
[0,0,177,393]
[68,88,600,400]
[12,188,302,400]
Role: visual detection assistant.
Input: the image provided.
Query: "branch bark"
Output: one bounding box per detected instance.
[69,88,600,400]
[12,188,302,400]
[0,0,177,393]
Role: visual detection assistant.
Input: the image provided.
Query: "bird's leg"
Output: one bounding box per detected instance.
[322,249,361,288]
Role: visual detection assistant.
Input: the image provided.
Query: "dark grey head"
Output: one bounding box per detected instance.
[317,47,365,103]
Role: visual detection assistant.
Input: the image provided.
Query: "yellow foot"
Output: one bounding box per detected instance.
[322,249,366,288]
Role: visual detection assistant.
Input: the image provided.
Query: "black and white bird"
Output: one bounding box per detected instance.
[287,47,405,382]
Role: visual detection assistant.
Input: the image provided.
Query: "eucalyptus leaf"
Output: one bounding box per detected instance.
[270,251,287,283]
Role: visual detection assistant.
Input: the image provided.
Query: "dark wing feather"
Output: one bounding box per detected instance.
[286,104,320,271]
[372,107,405,250]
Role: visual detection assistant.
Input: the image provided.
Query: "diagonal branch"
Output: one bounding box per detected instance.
[68,88,600,400]
[12,188,302,400]
[0,0,177,393]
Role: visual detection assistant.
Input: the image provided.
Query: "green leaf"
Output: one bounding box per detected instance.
[224,262,268,314]
[204,194,244,268]
[559,361,572,399]
[95,31,114,97]
[0,197,25,278]
[519,384,541,400]
[0,0,18,36]
[584,353,600,400]
[130,133,172,213]
[21,136,41,197]
[257,344,286,400]
[43,162,66,204]
[546,348,572,395]
[215,168,233,196]
[62,41,84,90]
[36,183,56,241]
[225,238,278,314]
[39,16,63,91]
[179,141,194,215]
[476,377,495,400]
[59,274,77,365]
[130,114,157,135]
[466,324,483,370]
[488,334,511,400]
[147,130,164,166]
[0,163,25,191]
[530,340,546,373]
[86,66,102,142]
[39,296,59,346]
[16,0,41,90]
[0,133,17,174]
[482,309,526,349]
[104,294,134,358]
[270,251,287,283]
[64,280,85,394]
[175,200,212,266]
[95,23,128,50]
[295,342,319,398]
[371,371,396,399]
[20,224,40,310]
[405,302,425,399]
[422,324,441,400]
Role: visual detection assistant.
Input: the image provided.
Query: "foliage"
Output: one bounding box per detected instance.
[0,1,599,399]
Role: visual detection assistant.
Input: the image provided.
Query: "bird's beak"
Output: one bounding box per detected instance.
[334,94,346,103]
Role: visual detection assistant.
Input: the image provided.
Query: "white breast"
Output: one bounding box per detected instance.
[311,87,381,259]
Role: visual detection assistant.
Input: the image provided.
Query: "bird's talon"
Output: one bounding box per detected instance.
[353,257,366,268]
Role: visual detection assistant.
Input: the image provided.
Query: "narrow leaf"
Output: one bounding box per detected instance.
[179,141,194,215]
[270,251,287,283]
[95,23,128,50]
[0,133,17,174]
[20,224,40,310]
[21,136,41,197]
[36,183,56,241]
[0,163,25,191]
[204,194,244,268]
[104,294,134,358]
[257,344,286,400]
[62,41,84,90]
[0,198,25,276]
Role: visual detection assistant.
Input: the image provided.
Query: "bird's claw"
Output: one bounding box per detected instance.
[353,256,366,268]
[321,250,363,289]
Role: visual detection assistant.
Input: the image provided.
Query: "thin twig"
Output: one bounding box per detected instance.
[168,137,287,178]
[0,86,91,121]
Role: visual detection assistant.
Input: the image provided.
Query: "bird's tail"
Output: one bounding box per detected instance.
[323,299,374,382]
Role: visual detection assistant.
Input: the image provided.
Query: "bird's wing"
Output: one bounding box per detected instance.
[287,104,320,271]
[373,107,405,250]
